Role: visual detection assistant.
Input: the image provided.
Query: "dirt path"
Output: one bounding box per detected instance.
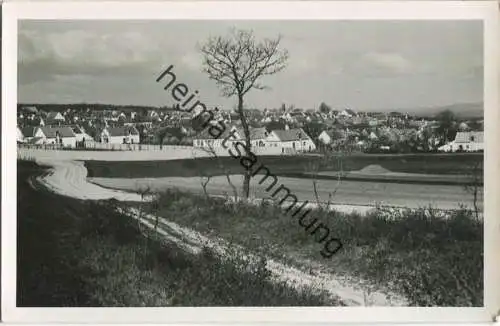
[119,207,408,307]
[35,159,147,202]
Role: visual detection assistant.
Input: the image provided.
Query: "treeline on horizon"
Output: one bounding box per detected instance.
[17,101,484,120]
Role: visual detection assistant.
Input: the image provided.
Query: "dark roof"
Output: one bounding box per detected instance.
[249,127,268,140]
[344,109,357,116]
[21,127,36,138]
[38,126,76,138]
[272,128,311,141]
[28,137,44,144]
[69,125,83,134]
[22,106,38,114]
[106,126,139,137]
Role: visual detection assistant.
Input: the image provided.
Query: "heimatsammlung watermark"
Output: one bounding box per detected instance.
[156,64,343,258]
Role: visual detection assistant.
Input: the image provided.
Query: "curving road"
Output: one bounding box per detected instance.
[34,159,146,201]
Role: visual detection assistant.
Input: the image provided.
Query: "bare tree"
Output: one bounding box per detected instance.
[200,143,239,202]
[306,148,349,211]
[200,174,212,199]
[463,160,483,220]
[135,184,156,239]
[200,28,289,198]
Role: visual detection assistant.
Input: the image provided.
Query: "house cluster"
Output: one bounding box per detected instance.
[17,107,141,148]
[437,131,484,152]
[193,125,316,154]
[17,103,484,153]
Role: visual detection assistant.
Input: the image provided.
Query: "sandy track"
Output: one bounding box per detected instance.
[120,207,408,306]
[34,159,147,201]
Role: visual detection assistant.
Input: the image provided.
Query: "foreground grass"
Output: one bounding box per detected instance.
[17,160,333,306]
[147,189,483,307]
[85,152,483,179]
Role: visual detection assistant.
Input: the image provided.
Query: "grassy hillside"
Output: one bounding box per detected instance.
[17,160,333,306]
[147,189,484,307]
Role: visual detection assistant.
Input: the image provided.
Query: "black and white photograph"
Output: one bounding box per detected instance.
[3,1,500,324]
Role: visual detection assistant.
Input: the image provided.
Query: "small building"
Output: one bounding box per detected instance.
[318,130,335,145]
[100,126,140,144]
[17,127,24,143]
[338,108,357,118]
[318,128,348,145]
[20,126,38,143]
[193,124,242,149]
[267,128,316,153]
[45,112,66,126]
[69,125,95,143]
[34,126,77,147]
[21,106,38,114]
[438,131,484,152]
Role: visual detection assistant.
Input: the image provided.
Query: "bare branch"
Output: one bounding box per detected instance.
[199,28,289,199]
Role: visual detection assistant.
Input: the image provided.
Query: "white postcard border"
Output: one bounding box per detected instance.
[2,1,499,324]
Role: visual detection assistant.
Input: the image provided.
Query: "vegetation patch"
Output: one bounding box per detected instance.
[17,160,333,306]
[148,189,483,307]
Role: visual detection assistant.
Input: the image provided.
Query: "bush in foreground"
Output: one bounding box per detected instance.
[150,189,483,307]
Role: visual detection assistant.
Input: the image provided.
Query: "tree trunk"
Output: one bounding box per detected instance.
[238,94,251,199]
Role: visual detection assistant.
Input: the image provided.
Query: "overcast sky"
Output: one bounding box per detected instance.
[18,20,483,111]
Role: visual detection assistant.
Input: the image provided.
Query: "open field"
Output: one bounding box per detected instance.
[89,174,483,211]
[85,152,484,180]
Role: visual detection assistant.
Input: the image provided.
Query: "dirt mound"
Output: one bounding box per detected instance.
[357,164,392,175]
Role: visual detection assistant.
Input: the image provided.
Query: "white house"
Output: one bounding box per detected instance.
[193,124,243,149]
[318,130,334,145]
[338,108,357,118]
[194,125,315,155]
[70,125,95,143]
[438,131,484,152]
[101,126,140,144]
[266,128,316,153]
[34,126,77,147]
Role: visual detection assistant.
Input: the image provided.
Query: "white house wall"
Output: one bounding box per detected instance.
[61,137,77,148]
[318,131,332,144]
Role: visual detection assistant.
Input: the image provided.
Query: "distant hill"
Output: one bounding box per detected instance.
[17,103,167,113]
[408,102,484,119]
